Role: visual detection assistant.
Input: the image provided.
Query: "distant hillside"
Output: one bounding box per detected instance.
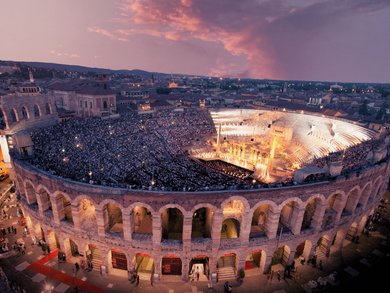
[2,60,158,76]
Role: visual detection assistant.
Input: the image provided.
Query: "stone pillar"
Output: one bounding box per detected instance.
[290,207,305,235]
[36,192,45,217]
[312,202,327,232]
[182,257,189,282]
[211,210,223,248]
[287,250,296,265]
[122,213,132,242]
[152,213,162,248]
[239,215,251,246]
[182,214,192,249]
[50,195,61,226]
[154,255,162,281]
[95,207,106,238]
[265,209,280,239]
[71,204,81,232]
[264,254,273,273]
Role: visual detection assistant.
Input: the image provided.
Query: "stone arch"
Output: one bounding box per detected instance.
[316,234,331,257]
[295,240,312,260]
[24,180,37,206]
[250,200,277,239]
[9,108,18,123]
[33,104,41,117]
[100,200,124,237]
[134,252,155,277]
[63,238,80,260]
[52,191,73,224]
[128,203,153,237]
[160,205,184,241]
[245,250,266,273]
[76,196,98,234]
[345,222,358,243]
[191,205,214,239]
[85,244,102,272]
[322,191,345,229]
[36,185,53,218]
[221,218,240,239]
[368,176,382,204]
[358,215,368,235]
[21,106,29,120]
[358,182,372,210]
[302,194,325,231]
[344,186,361,215]
[332,228,345,250]
[278,198,303,235]
[217,252,237,275]
[46,229,60,251]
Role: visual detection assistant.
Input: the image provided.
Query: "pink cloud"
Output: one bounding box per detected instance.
[50,50,80,58]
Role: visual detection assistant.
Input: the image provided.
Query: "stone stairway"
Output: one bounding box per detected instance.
[217,267,236,281]
[91,249,102,272]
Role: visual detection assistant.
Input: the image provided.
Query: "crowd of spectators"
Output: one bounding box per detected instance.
[29,108,247,191]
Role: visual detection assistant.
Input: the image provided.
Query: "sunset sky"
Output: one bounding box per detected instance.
[1,0,389,83]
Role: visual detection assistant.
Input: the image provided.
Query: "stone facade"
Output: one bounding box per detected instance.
[11,157,390,282]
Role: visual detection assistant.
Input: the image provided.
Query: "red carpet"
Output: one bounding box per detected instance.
[244,260,255,270]
[27,250,104,293]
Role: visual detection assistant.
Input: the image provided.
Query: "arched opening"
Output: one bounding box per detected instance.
[47,230,60,251]
[278,201,299,234]
[245,250,266,273]
[322,193,343,229]
[109,248,128,275]
[345,222,358,244]
[132,206,152,239]
[45,103,51,115]
[222,199,245,217]
[302,198,320,231]
[316,235,330,258]
[10,108,18,123]
[250,204,270,239]
[103,202,123,237]
[161,208,183,241]
[38,188,52,219]
[55,193,73,224]
[103,100,108,110]
[221,218,240,239]
[344,188,360,215]
[358,184,372,210]
[358,215,368,235]
[0,108,6,129]
[85,244,102,272]
[191,207,213,240]
[271,246,290,269]
[217,253,237,280]
[33,104,40,117]
[134,253,154,280]
[162,254,182,276]
[368,178,382,204]
[64,238,80,261]
[295,240,312,261]
[78,198,97,234]
[21,106,29,120]
[189,255,209,281]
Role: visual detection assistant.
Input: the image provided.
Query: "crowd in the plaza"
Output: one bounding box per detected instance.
[29,108,247,191]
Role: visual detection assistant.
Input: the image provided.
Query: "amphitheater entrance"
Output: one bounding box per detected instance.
[55,193,73,224]
[245,250,266,273]
[38,188,53,219]
[295,240,312,261]
[64,238,80,261]
[85,244,102,272]
[134,253,154,280]
[302,198,320,231]
[109,249,127,277]
[271,246,290,270]
[25,182,37,209]
[191,208,212,240]
[250,204,270,239]
[132,206,152,239]
[162,254,182,276]
[221,218,240,239]
[103,202,123,237]
[161,208,183,241]
[217,253,237,281]
[189,255,209,281]
[78,198,97,234]
[47,230,60,251]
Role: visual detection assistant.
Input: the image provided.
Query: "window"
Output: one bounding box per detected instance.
[22,107,29,119]
[45,103,51,115]
[10,109,18,123]
[103,101,108,109]
[33,105,40,117]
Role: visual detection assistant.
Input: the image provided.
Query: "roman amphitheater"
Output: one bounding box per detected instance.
[2,100,389,284]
